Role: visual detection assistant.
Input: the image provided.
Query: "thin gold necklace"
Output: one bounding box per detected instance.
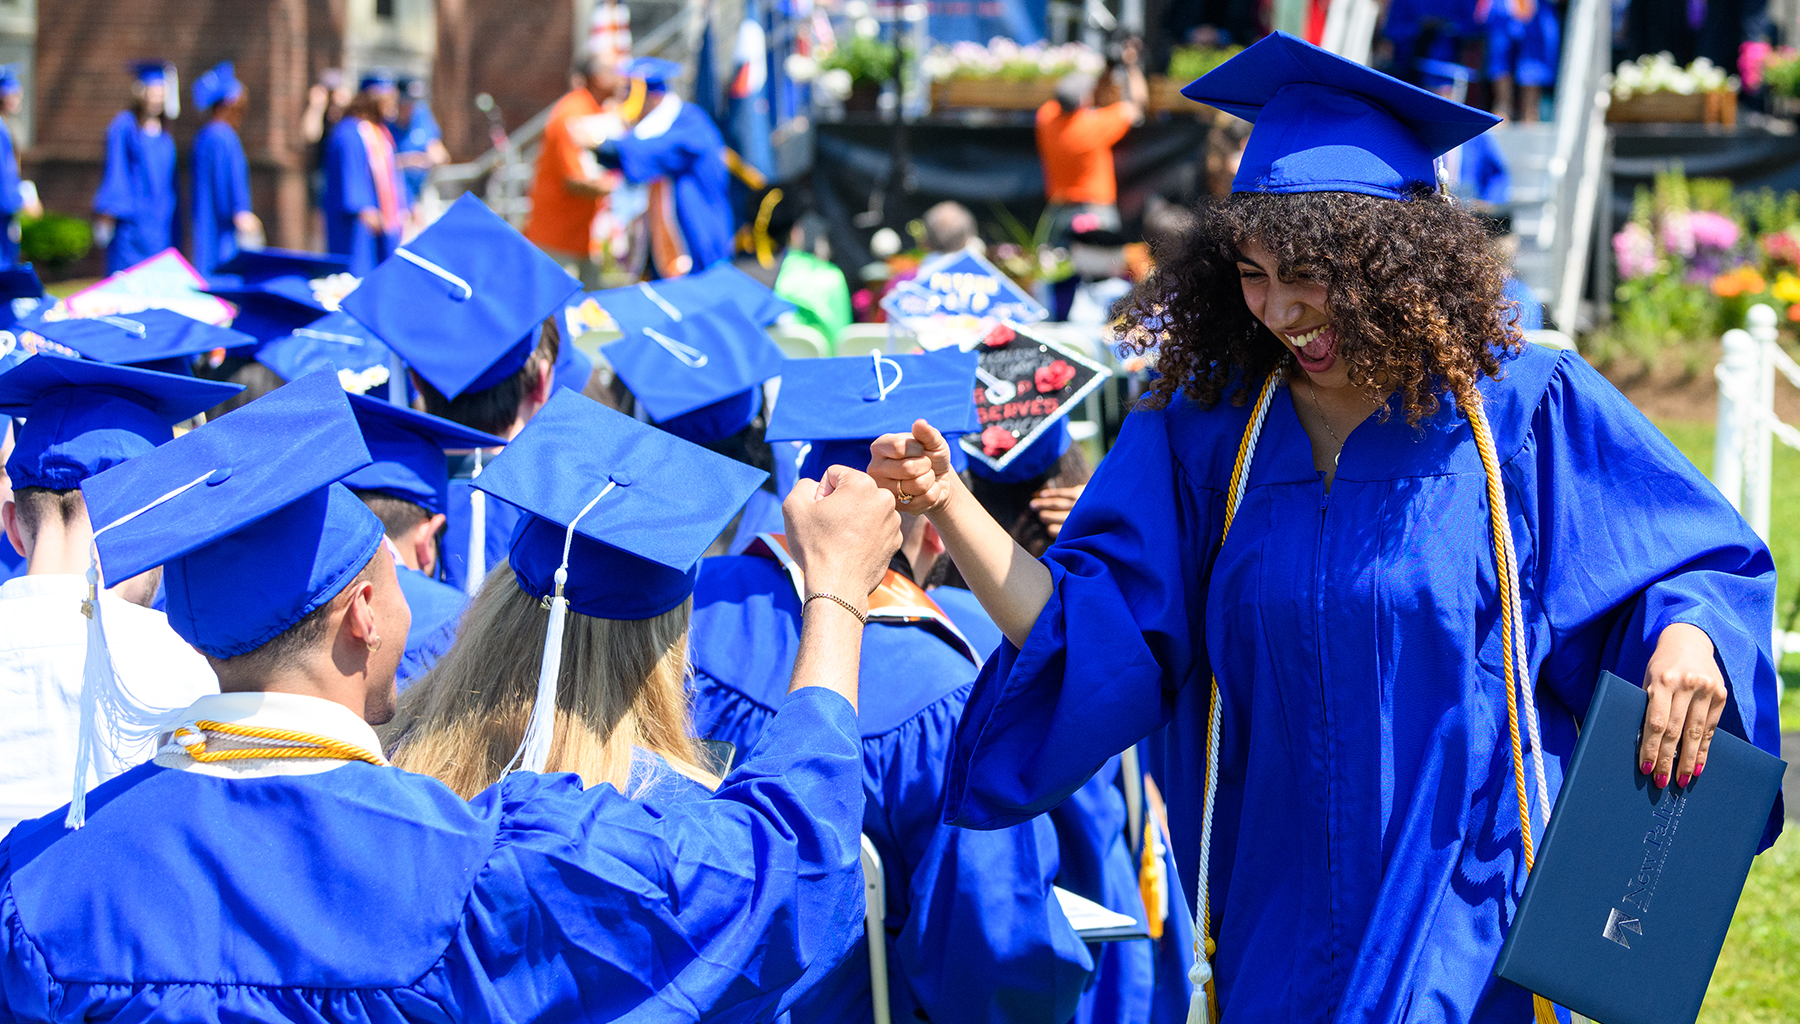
[1302,378,1344,464]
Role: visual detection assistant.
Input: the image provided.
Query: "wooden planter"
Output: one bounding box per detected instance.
[929,75,1216,116]
[1607,89,1738,126]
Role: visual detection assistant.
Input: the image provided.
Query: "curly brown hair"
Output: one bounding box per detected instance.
[1117,188,1523,425]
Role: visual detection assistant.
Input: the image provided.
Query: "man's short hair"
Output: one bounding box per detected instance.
[579,53,616,81]
[417,317,560,436]
[11,486,84,537]
[923,202,977,254]
[220,555,377,674]
[354,491,433,541]
[1054,73,1095,114]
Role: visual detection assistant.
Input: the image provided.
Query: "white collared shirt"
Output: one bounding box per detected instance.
[0,574,218,833]
[155,691,389,778]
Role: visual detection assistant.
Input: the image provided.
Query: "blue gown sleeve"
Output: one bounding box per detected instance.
[224,129,252,218]
[945,405,1226,830]
[1520,354,1782,793]
[331,122,377,215]
[463,686,868,1022]
[614,117,705,185]
[93,114,139,218]
[877,698,1093,1024]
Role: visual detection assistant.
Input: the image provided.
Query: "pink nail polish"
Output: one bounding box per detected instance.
[1678,772,1691,788]
[1641,760,1654,775]
[1694,762,1705,778]
[1656,772,1669,788]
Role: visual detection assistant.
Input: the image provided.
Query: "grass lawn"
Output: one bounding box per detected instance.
[1650,417,1799,1024]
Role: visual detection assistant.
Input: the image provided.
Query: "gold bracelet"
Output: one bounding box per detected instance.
[804,591,868,626]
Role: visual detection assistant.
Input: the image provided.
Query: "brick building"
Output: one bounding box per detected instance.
[16,0,583,277]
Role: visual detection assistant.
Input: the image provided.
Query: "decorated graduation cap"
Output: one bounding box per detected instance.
[193,61,242,111]
[624,56,682,91]
[960,326,1110,483]
[68,371,381,825]
[343,392,505,516]
[28,309,254,376]
[1181,31,1500,200]
[340,193,581,401]
[600,303,784,445]
[767,350,981,480]
[256,311,403,401]
[473,389,766,771]
[0,354,242,490]
[0,65,21,96]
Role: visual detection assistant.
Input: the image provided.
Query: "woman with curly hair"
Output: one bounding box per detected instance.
[870,33,1782,1023]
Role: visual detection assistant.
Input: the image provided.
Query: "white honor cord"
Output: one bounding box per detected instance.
[467,451,486,596]
[638,281,684,321]
[395,248,474,300]
[871,352,903,400]
[508,480,616,775]
[1485,417,1552,828]
[1187,376,1282,1024]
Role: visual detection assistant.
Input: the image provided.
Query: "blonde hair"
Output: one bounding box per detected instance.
[386,566,718,798]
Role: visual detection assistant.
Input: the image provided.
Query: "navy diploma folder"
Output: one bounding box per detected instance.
[1494,671,1786,1024]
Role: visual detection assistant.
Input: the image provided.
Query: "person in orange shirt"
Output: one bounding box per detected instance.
[524,55,623,288]
[1034,40,1147,250]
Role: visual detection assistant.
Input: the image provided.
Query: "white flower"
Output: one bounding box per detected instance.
[819,67,854,99]
[854,16,880,37]
[786,53,818,81]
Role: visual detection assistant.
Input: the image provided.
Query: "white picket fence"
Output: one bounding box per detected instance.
[1712,302,1800,663]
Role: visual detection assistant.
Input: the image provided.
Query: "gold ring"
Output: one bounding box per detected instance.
[897,489,914,504]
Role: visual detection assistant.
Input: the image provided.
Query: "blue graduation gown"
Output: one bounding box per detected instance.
[689,555,1093,1024]
[393,564,467,688]
[189,119,253,276]
[944,345,1783,1023]
[93,111,178,273]
[0,117,23,266]
[390,106,441,201]
[0,687,866,1023]
[615,103,736,271]
[322,117,401,275]
[931,583,1195,1024]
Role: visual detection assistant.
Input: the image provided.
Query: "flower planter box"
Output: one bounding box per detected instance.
[929,75,1216,116]
[1607,89,1738,125]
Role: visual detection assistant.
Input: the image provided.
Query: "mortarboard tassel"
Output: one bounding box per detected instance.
[509,480,616,774]
[466,451,486,596]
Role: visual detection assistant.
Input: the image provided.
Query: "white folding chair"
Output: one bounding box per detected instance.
[769,322,830,360]
[834,323,901,358]
[861,835,893,1024]
[1524,329,1577,351]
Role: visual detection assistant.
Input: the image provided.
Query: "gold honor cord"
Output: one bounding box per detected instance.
[171,721,386,767]
[1189,375,1556,1024]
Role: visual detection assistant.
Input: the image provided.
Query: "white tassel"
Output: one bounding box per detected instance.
[388,351,408,408]
[467,451,487,596]
[68,557,115,829]
[1185,959,1212,1024]
[505,480,615,775]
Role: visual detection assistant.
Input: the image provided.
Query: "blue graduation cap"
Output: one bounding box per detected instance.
[255,311,403,400]
[28,310,255,375]
[472,389,766,771]
[193,61,242,111]
[0,265,45,329]
[132,62,168,87]
[0,65,21,96]
[210,247,350,285]
[340,194,581,401]
[600,304,783,444]
[343,392,505,516]
[583,266,796,335]
[80,370,384,660]
[767,351,980,479]
[1181,31,1500,200]
[0,354,243,490]
[359,68,397,93]
[204,274,333,344]
[623,57,682,90]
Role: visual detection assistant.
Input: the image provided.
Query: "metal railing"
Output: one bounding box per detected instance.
[1537,0,1611,332]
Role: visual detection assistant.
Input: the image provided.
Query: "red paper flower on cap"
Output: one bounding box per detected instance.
[1035,359,1077,394]
[982,424,1018,456]
[983,323,1016,347]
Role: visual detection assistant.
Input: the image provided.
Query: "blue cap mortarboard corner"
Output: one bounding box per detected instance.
[341,194,582,401]
[79,370,385,659]
[358,68,397,93]
[0,65,21,96]
[256,311,404,401]
[0,354,243,490]
[131,62,168,87]
[1181,32,1500,200]
[600,304,784,445]
[193,62,242,111]
[27,309,256,376]
[623,57,683,90]
[343,392,506,517]
[767,351,980,479]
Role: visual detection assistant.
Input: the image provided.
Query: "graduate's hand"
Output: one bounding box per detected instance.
[358,208,384,234]
[868,420,959,516]
[784,465,901,608]
[1029,485,1085,539]
[1639,622,1727,790]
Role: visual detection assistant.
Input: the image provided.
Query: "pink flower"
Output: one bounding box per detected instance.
[1613,223,1657,280]
[1688,210,1740,251]
[1070,212,1101,235]
[982,423,1018,456]
[1741,41,1772,90]
[1660,213,1696,259]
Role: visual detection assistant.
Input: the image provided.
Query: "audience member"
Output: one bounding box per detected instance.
[391,77,449,212]
[0,66,40,267]
[525,55,622,288]
[1035,40,1146,248]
